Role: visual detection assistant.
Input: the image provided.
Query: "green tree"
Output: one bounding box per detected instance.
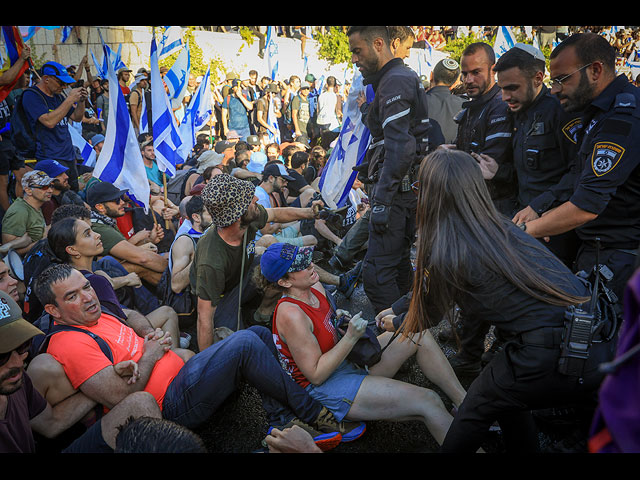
[315,26,352,66]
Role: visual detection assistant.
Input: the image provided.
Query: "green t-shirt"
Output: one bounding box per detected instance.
[90,220,126,257]
[189,205,268,306]
[1,198,46,241]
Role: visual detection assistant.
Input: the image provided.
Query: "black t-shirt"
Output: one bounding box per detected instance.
[0,373,47,453]
[286,168,309,198]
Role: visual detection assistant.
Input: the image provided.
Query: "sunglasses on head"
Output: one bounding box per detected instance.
[0,339,32,367]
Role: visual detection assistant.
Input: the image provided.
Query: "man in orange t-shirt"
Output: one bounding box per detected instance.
[35,264,347,447]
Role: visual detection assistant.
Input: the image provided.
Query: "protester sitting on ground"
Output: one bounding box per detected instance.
[32,159,79,225]
[46,216,181,345]
[285,151,316,207]
[254,162,318,248]
[33,263,360,451]
[86,181,168,286]
[256,243,467,447]
[0,258,20,302]
[1,170,53,256]
[0,289,162,453]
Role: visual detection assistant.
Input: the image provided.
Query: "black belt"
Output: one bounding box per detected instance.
[517,327,564,348]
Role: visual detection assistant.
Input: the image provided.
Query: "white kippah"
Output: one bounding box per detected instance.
[442,58,459,70]
[513,43,546,62]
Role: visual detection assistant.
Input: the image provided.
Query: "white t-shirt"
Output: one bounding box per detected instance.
[316,90,340,130]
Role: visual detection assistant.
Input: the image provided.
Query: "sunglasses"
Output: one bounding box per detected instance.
[0,339,32,367]
[30,184,53,190]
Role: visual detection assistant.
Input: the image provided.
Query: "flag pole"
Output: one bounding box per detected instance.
[162,172,170,229]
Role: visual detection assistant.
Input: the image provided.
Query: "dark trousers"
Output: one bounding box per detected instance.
[334,209,370,267]
[162,326,322,429]
[441,332,614,452]
[362,190,415,314]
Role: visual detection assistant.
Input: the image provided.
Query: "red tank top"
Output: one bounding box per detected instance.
[272,287,339,388]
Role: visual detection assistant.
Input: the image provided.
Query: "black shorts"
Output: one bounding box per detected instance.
[0,139,25,175]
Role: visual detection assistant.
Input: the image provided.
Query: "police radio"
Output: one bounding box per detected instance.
[557,238,614,379]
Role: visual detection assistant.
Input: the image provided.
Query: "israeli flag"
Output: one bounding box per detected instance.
[266,94,280,144]
[151,35,182,177]
[91,43,127,79]
[318,70,372,209]
[177,66,212,163]
[139,91,149,134]
[494,26,517,59]
[165,41,191,110]
[266,26,279,80]
[159,26,184,60]
[92,43,150,212]
[68,125,97,167]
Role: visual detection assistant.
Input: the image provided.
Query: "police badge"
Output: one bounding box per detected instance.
[591,141,624,177]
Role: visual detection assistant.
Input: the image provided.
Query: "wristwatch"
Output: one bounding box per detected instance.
[518,222,527,232]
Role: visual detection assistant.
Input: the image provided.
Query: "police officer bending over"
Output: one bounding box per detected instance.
[493,43,582,267]
[524,33,640,310]
[394,148,616,453]
[346,25,444,314]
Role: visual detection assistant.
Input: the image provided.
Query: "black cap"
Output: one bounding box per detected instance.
[86,182,128,207]
[262,162,295,181]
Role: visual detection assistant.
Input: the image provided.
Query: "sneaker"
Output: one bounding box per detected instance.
[328,255,347,272]
[268,417,342,452]
[337,260,363,299]
[313,406,366,443]
[448,352,482,377]
[179,332,191,349]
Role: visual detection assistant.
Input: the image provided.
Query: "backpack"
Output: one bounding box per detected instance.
[165,167,197,206]
[10,86,47,159]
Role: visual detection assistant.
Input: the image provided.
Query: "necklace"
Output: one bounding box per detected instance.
[286,290,319,308]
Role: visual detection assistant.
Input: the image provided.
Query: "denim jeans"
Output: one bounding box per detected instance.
[161,326,322,430]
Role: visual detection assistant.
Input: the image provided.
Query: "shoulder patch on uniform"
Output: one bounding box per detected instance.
[562,117,582,144]
[591,141,625,177]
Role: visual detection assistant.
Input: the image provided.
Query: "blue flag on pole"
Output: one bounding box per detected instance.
[159,26,184,60]
[177,66,212,163]
[318,70,372,209]
[165,41,191,110]
[151,34,182,177]
[68,125,97,167]
[92,42,150,212]
[266,26,279,81]
[494,26,517,59]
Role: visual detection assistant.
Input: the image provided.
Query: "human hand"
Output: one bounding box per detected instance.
[356,90,367,107]
[124,272,142,288]
[345,311,367,341]
[113,360,140,385]
[140,242,158,253]
[265,425,322,453]
[375,307,397,332]
[472,153,499,180]
[511,206,539,225]
[20,45,31,61]
[144,328,172,360]
[149,224,165,244]
[309,200,324,218]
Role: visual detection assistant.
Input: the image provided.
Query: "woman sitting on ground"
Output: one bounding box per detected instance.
[254,242,468,446]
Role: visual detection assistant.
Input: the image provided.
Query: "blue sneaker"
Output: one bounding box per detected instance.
[337,260,363,299]
[313,406,366,443]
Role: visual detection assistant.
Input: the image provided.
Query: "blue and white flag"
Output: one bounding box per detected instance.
[139,90,149,134]
[165,41,191,110]
[60,26,73,43]
[68,125,97,167]
[265,26,279,81]
[318,70,372,209]
[494,26,517,59]
[91,43,127,79]
[159,26,184,60]
[92,43,150,212]
[177,66,212,163]
[266,94,281,144]
[151,35,182,177]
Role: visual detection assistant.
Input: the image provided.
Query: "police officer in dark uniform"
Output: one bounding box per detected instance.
[346,26,444,314]
[525,33,640,312]
[393,148,616,453]
[453,42,517,218]
[493,43,582,267]
[443,42,516,375]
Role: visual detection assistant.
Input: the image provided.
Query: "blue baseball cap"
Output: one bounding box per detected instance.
[260,243,314,283]
[41,61,76,84]
[34,159,69,179]
[246,151,268,173]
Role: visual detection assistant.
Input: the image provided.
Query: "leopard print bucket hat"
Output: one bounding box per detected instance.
[201,173,256,228]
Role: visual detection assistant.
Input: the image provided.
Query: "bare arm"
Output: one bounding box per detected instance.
[266,200,321,224]
[170,236,194,294]
[522,201,597,239]
[109,239,168,273]
[197,297,217,351]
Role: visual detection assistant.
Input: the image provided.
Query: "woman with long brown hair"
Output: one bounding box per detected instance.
[396,148,615,452]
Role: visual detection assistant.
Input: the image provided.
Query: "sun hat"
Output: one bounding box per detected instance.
[201,174,256,228]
